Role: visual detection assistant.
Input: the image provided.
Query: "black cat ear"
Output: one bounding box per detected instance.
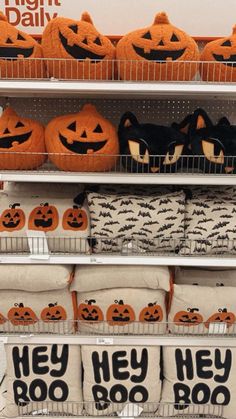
[119,112,139,129]
[189,108,213,133]
[172,113,193,135]
[217,116,231,127]
[73,192,86,206]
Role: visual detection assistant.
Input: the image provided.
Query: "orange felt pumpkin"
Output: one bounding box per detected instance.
[28,202,59,232]
[200,26,236,82]
[0,203,25,232]
[62,205,88,231]
[205,308,236,329]
[106,299,135,326]
[41,12,115,80]
[116,12,199,81]
[78,299,104,322]
[173,308,203,327]
[45,104,119,172]
[41,303,67,322]
[0,107,46,170]
[139,302,163,322]
[8,303,38,325]
[0,11,45,79]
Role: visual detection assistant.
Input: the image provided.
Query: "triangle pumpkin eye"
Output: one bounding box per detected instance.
[17,33,25,41]
[67,121,76,132]
[15,121,24,128]
[142,31,152,40]
[69,24,78,34]
[221,39,231,47]
[94,37,102,46]
[94,124,103,133]
[171,33,179,42]
[3,128,10,134]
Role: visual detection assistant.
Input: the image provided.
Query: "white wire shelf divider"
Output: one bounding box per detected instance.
[0,154,236,185]
[17,401,223,418]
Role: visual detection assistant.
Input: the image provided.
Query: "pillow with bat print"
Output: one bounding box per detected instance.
[180,195,236,255]
[175,267,236,287]
[87,190,186,253]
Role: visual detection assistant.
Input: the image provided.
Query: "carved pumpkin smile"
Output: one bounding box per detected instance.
[0,45,34,60]
[59,32,106,62]
[212,52,236,67]
[132,45,186,61]
[0,131,32,148]
[59,133,107,154]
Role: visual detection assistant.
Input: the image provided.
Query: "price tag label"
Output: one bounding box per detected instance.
[90,257,103,264]
[32,408,48,416]
[208,322,227,334]
[96,337,113,345]
[27,230,49,260]
[20,334,34,339]
[118,403,143,417]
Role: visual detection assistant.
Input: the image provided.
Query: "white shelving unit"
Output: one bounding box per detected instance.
[1,78,236,419]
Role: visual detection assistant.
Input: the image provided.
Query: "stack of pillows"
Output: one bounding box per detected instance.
[1,9,236,82]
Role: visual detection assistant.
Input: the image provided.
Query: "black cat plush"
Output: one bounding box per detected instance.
[118,112,185,173]
[188,108,236,174]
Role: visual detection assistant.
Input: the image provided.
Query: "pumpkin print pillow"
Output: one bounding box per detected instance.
[0,265,73,292]
[4,344,83,417]
[0,287,75,334]
[81,345,161,415]
[175,267,236,287]
[72,265,171,292]
[168,284,236,334]
[0,191,90,254]
[160,346,236,419]
[42,12,115,80]
[87,190,185,253]
[76,288,167,335]
[181,195,236,255]
[116,12,199,82]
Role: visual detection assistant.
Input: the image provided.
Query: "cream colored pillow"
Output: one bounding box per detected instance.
[160,346,236,419]
[77,288,166,335]
[4,344,82,417]
[72,265,170,292]
[168,284,236,334]
[0,288,75,334]
[175,267,236,287]
[0,265,73,292]
[82,345,161,415]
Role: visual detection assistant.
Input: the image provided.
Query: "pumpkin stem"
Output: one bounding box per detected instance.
[19,303,24,307]
[219,308,227,313]
[48,303,57,307]
[119,300,124,305]
[87,299,96,305]
[41,203,49,207]
[81,12,94,25]
[187,308,199,313]
[148,302,157,307]
[0,12,7,22]
[153,12,170,25]
[10,203,20,209]
[73,205,78,210]
[82,104,97,113]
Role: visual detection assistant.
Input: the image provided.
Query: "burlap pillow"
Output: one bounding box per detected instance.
[4,344,82,417]
[87,191,185,253]
[159,346,236,419]
[0,192,90,253]
[175,267,236,287]
[72,265,170,292]
[77,288,167,334]
[81,345,161,415]
[0,265,73,292]
[0,288,75,334]
[168,284,236,334]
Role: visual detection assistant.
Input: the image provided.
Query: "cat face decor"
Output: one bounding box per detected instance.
[118,112,185,173]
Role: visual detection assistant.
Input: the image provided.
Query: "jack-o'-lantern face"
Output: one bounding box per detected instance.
[8,303,38,325]
[41,12,115,80]
[0,312,6,325]
[0,107,46,170]
[45,104,119,172]
[116,12,199,81]
[78,299,104,322]
[139,302,163,322]
[0,12,44,79]
[62,205,88,231]
[200,26,236,82]
[28,203,59,232]
[41,303,67,322]
[106,300,135,326]
[174,308,203,326]
[0,203,25,232]
[205,308,236,329]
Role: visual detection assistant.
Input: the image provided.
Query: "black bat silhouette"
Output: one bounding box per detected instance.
[120,199,133,206]
[177,208,186,215]
[159,198,172,205]
[99,202,116,210]
[232,208,236,213]
[189,230,203,236]
[132,231,147,237]
[193,202,210,208]
[208,231,219,239]
[220,214,233,219]
[91,218,100,222]
[158,223,174,232]
[143,221,159,226]
[226,229,236,233]
[99,211,112,218]
[193,210,206,216]
[140,227,152,234]
[195,226,208,232]
[126,217,139,222]
[104,221,120,226]
[158,208,173,214]
[138,211,151,218]
[166,216,178,221]
[118,224,135,233]
[118,209,134,215]
[198,218,214,224]
[101,228,113,234]
[212,207,228,212]
[138,202,155,210]
[212,221,229,230]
